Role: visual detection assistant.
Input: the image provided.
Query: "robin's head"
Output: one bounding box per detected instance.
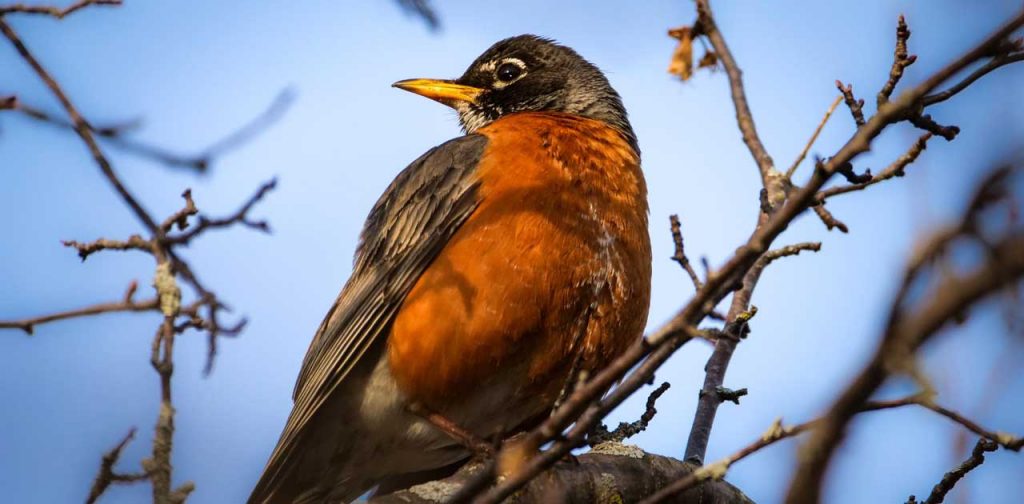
[394,35,635,147]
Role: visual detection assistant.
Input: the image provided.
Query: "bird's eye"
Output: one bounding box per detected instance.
[495,62,524,83]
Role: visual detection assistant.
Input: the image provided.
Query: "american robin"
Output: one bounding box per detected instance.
[249,35,651,503]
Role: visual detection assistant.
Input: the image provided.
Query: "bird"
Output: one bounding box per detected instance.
[249,34,652,503]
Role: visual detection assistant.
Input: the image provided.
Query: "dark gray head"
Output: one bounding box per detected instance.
[394,35,636,150]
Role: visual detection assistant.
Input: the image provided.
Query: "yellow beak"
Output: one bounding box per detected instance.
[392,78,483,107]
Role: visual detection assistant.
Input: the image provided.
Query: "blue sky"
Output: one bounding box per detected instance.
[2,1,1023,502]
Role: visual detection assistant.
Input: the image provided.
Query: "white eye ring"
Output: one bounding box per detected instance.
[491,57,527,88]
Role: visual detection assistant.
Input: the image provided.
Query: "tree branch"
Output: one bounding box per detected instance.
[0,0,119,19]
[0,16,162,237]
[878,15,917,107]
[0,282,157,335]
[694,0,782,204]
[589,382,672,446]
[14,89,293,174]
[922,41,1024,106]
[785,166,1024,503]
[669,214,704,291]
[913,438,1000,504]
[376,450,752,504]
[85,428,147,504]
[836,81,866,127]
[785,95,842,179]
[818,133,932,200]
[163,178,276,246]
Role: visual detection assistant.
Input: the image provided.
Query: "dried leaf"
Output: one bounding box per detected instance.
[667,26,695,81]
[699,50,719,69]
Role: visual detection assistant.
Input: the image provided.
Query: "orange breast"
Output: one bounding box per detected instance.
[387,112,651,411]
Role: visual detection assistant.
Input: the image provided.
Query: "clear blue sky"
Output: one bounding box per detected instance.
[2,1,1023,502]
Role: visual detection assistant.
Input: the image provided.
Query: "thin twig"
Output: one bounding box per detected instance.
[588,382,671,445]
[85,428,148,504]
[878,15,917,107]
[0,284,157,335]
[15,88,294,173]
[0,0,119,19]
[922,48,1024,106]
[919,438,999,504]
[694,0,781,202]
[920,401,1023,451]
[785,95,842,179]
[161,190,197,233]
[62,235,155,261]
[819,133,932,199]
[836,80,866,127]
[670,214,703,291]
[813,204,849,232]
[163,178,277,246]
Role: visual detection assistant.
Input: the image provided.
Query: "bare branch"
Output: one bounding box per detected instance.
[836,80,866,127]
[0,283,157,335]
[394,0,439,31]
[693,0,782,202]
[15,88,294,173]
[62,234,155,261]
[878,15,918,107]
[163,178,277,246]
[761,242,822,265]
[0,0,119,19]
[785,95,842,179]
[922,41,1024,106]
[161,189,197,234]
[819,133,932,200]
[832,158,872,184]
[85,428,147,504]
[908,113,960,141]
[588,382,671,446]
[916,438,999,504]
[669,214,703,291]
[919,401,1023,452]
[376,451,752,504]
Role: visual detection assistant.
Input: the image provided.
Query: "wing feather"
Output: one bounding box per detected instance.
[250,134,488,502]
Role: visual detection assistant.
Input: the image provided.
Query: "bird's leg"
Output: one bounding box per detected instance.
[407,402,495,458]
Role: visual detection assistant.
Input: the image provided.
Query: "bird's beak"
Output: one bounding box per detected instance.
[392,78,483,107]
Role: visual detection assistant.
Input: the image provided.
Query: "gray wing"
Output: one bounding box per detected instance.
[250,134,488,501]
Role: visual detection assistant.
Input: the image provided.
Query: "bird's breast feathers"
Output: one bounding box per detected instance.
[387,112,651,418]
